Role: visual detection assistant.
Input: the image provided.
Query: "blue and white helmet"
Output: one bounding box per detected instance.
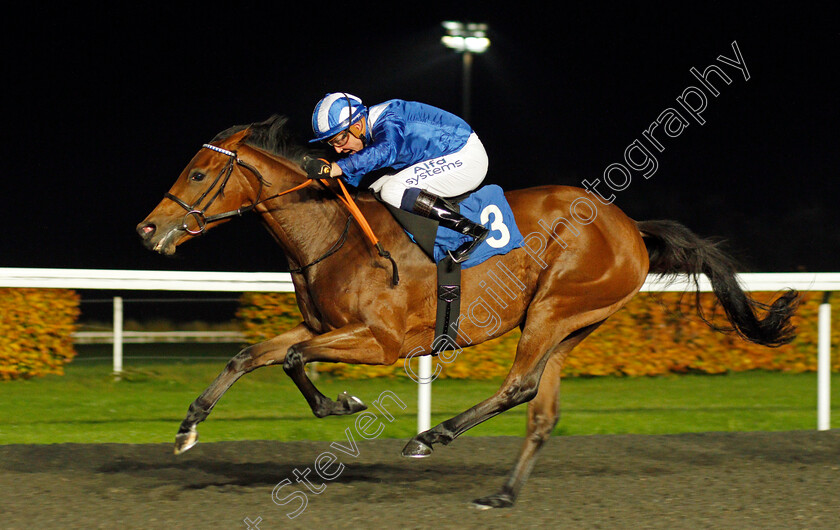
[310,92,367,142]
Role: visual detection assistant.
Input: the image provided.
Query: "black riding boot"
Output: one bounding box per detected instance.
[412,190,488,263]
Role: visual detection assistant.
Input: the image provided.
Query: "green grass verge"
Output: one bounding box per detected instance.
[1,351,837,445]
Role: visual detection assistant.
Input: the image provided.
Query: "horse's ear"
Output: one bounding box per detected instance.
[218,129,250,149]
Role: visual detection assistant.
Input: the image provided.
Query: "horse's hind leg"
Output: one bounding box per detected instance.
[473,321,605,507]
[472,352,566,509]
[174,323,314,454]
[402,314,603,458]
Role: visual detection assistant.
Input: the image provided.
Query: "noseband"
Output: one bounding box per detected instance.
[164,144,268,235]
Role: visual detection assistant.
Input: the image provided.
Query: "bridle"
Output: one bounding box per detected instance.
[164,144,274,235]
[162,143,398,285]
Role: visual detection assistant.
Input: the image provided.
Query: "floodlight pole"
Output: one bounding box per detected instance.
[462,51,474,121]
[441,21,489,122]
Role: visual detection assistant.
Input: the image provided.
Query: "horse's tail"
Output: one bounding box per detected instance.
[637,219,799,347]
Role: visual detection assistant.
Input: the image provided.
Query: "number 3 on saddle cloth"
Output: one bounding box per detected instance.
[382,184,525,268]
[379,184,525,353]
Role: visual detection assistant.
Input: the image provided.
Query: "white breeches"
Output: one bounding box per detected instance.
[370,133,488,207]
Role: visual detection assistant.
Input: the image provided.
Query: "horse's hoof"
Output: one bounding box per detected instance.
[471,492,515,509]
[174,429,198,455]
[401,438,433,458]
[336,391,367,415]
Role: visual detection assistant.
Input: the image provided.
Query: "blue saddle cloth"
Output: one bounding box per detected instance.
[426,185,524,269]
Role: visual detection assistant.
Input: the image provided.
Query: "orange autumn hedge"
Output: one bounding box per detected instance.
[237,292,303,343]
[238,291,839,379]
[0,288,80,380]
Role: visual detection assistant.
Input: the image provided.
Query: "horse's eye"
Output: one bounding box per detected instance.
[190,171,206,182]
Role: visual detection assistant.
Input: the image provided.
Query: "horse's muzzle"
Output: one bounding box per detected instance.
[137,222,156,242]
[136,221,178,255]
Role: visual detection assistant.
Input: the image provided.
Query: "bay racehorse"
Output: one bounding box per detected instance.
[137,115,798,508]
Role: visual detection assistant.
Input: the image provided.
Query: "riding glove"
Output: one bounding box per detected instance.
[302,156,332,179]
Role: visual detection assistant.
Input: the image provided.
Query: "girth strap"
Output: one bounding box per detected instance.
[378,199,463,354]
[434,256,462,354]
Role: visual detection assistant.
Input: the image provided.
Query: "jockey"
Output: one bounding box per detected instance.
[303,92,489,263]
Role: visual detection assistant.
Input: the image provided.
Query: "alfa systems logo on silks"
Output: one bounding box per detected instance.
[434,184,525,268]
[405,157,464,186]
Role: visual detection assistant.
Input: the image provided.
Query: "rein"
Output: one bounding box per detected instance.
[164,144,399,286]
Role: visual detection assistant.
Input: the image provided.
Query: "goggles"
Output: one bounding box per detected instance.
[327,130,351,148]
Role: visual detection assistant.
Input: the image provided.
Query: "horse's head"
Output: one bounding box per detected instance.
[136,129,264,255]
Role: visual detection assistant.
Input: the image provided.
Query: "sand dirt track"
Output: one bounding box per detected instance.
[2,431,839,529]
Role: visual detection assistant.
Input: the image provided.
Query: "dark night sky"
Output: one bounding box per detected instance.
[2,4,838,275]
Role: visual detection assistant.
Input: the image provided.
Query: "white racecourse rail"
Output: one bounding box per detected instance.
[1,268,837,431]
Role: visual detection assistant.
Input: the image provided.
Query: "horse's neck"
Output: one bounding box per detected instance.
[241,147,348,270]
[266,193,348,271]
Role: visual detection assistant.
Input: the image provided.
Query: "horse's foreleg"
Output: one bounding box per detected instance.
[471,353,565,509]
[282,323,397,418]
[174,323,315,454]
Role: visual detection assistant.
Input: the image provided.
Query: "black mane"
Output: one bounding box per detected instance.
[210,114,322,165]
